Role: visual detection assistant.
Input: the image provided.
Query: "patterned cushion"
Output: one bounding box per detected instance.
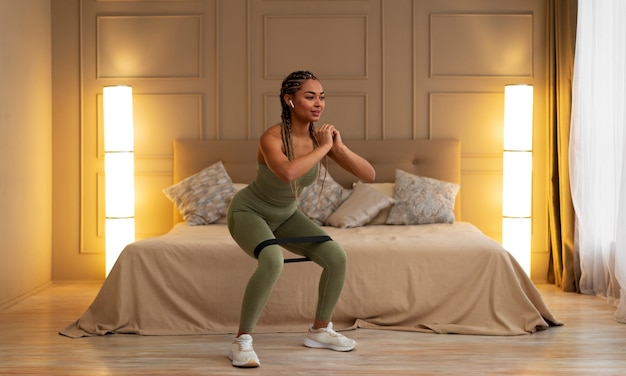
[326,182,395,228]
[298,165,351,225]
[386,169,459,225]
[162,161,237,225]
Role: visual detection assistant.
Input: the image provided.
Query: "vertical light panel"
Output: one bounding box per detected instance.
[103,85,135,276]
[502,84,533,276]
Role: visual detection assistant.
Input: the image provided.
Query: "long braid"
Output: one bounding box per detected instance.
[279,71,327,197]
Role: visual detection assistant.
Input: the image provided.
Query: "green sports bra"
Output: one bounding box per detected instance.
[247,162,319,207]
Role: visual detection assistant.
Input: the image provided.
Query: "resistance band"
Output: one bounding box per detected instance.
[253,235,332,263]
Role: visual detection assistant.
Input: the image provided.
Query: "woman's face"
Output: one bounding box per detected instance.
[290,79,325,123]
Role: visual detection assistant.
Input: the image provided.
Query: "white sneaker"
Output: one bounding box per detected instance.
[303,322,357,352]
[228,334,260,368]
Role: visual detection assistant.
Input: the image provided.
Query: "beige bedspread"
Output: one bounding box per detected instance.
[60,222,562,338]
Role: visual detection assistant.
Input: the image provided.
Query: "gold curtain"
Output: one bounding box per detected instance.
[547,0,579,292]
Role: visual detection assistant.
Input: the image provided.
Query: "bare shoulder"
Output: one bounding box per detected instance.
[260,123,283,154]
[264,123,281,134]
[261,124,282,144]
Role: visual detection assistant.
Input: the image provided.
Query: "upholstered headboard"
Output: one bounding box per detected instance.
[172,138,462,221]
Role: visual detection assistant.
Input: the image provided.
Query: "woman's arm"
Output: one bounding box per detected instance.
[259,124,333,182]
[326,127,376,182]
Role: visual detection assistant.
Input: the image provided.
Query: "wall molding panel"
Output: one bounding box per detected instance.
[131,94,204,157]
[263,15,368,79]
[97,15,202,79]
[429,92,504,153]
[429,91,505,235]
[430,13,534,78]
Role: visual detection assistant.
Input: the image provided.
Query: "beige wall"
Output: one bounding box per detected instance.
[51,0,550,282]
[51,0,103,281]
[0,1,52,307]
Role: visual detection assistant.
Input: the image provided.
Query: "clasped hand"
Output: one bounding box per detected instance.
[315,123,342,148]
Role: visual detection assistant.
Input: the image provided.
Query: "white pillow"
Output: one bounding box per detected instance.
[162,161,237,225]
[386,169,459,225]
[326,182,395,228]
[363,182,395,225]
[298,165,351,225]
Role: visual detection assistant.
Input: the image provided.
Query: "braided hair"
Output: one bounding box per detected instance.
[279,70,327,197]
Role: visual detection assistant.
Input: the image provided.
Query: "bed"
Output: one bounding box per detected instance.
[60,139,562,338]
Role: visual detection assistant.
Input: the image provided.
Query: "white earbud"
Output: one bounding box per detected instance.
[289,100,294,108]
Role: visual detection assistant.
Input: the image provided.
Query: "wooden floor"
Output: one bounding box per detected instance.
[1,283,625,376]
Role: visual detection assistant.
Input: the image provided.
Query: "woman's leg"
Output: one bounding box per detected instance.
[274,211,347,325]
[229,211,285,334]
[274,211,356,352]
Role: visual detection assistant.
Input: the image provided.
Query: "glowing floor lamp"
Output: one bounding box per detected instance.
[502,84,533,276]
[103,85,135,276]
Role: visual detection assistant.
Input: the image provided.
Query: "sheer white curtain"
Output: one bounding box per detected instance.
[570,0,626,322]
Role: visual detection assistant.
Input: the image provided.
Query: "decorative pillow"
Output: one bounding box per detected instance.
[386,169,459,225]
[326,182,395,228]
[363,182,396,225]
[162,161,237,225]
[298,165,351,225]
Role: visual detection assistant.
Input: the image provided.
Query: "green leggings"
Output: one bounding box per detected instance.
[228,190,347,333]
